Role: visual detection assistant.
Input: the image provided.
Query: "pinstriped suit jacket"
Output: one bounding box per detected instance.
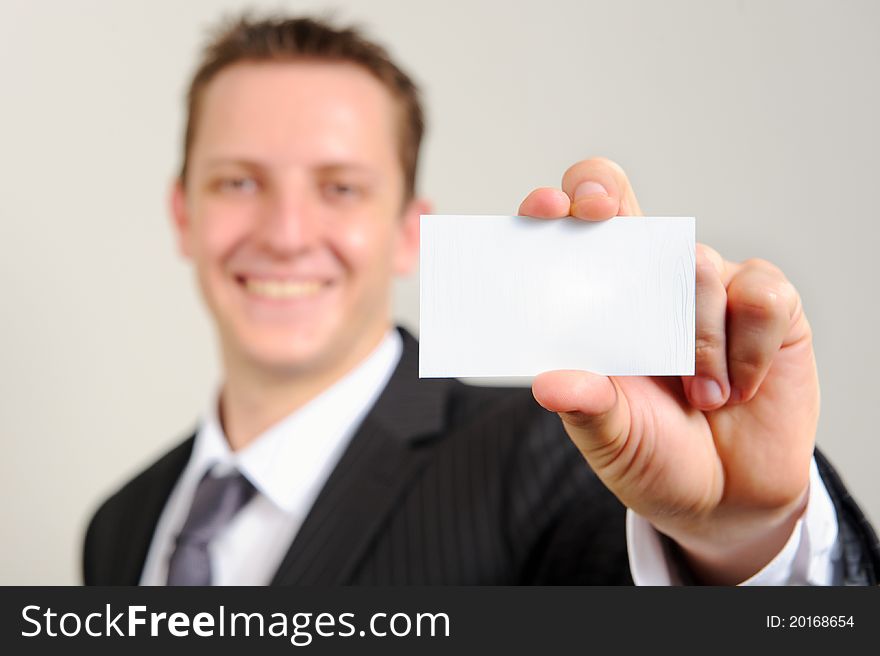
[83,330,880,585]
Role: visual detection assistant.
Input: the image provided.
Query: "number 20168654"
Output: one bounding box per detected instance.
[766,615,854,629]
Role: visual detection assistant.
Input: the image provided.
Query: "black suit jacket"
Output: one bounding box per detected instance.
[83,330,880,585]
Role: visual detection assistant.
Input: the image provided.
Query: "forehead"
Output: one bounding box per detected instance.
[191,61,400,168]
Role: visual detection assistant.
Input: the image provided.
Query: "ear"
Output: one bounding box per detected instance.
[170,179,193,259]
[393,196,431,276]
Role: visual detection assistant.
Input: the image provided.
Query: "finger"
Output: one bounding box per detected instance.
[532,370,631,474]
[725,260,800,404]
[682,244,732,410]
[561,157,643,221]
[518,187,572,218]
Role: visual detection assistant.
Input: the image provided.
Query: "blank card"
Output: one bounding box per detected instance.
[419,215,695,378]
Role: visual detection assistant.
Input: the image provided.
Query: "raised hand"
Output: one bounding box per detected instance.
[523,158,818,584]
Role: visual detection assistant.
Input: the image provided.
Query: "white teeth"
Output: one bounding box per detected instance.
[244,279,324,299]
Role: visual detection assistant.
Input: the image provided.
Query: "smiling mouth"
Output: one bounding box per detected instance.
[239,277,328,300]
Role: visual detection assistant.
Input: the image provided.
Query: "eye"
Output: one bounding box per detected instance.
[322,181,363,202]
[215,176,259,194]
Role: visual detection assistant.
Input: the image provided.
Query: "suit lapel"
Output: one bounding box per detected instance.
[117,436,195,584]
[270,329,451,585]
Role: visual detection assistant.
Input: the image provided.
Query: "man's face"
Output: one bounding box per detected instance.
[172,62,422,379]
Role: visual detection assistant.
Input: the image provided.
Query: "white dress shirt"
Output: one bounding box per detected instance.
[140,330,403,585]
[140,328,841,585]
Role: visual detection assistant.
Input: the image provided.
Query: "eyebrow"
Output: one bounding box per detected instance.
[201,157,265,171]
[315,163,378,178]
[202,157,378,177]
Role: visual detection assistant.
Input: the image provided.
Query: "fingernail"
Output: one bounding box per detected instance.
[692,377,723,407]
[574,181,608,200]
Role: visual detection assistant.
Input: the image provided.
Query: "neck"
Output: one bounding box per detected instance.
[218,327,391,451]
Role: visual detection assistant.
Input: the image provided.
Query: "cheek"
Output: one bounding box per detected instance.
[332,220,397,281]
[192,206,252,267]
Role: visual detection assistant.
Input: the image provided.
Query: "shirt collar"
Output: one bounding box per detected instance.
[188,329,403,514]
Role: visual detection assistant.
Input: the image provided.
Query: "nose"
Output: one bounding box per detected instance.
[255,182,320,256]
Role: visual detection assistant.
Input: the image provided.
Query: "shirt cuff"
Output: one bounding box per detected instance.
[627,456,841,585]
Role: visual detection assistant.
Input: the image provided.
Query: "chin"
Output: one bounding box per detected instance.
[239,329,340,375]
[216,303,386,380]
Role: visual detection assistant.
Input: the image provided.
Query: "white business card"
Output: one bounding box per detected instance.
[419,215,695,377]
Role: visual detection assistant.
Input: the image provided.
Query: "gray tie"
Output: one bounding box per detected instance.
[166,469,256,586]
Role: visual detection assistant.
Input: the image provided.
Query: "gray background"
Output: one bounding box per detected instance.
[1,0,877,584]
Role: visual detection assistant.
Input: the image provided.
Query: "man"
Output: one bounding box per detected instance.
[83,15,878,585]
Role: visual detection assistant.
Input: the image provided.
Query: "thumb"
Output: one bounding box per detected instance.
[532,370,631,472]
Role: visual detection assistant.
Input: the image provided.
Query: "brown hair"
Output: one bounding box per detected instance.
[180,15,425,200]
